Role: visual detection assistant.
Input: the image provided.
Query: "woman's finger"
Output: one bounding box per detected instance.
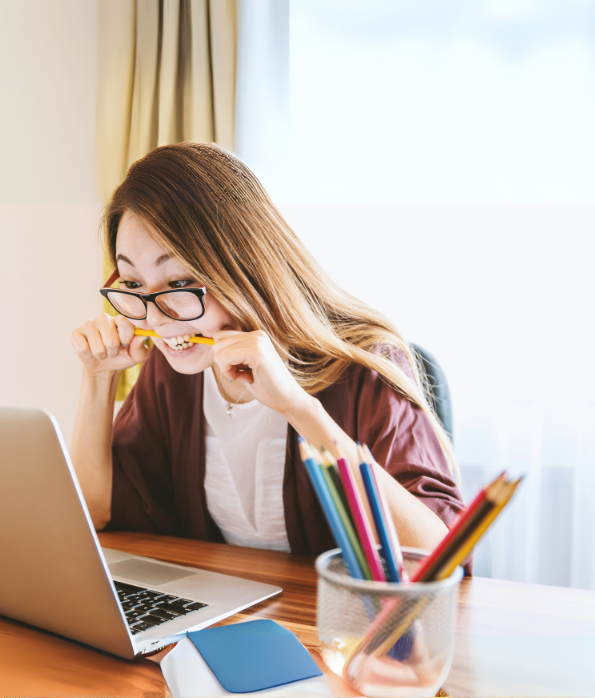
[211,333,250,357]
[85,324,109,361]
[215,357,242,382]
[213,326,241,341]
[71,328,93,360]
[215,346,254,377]
[214,344,253,381]
[115,315,136,347]
[128,334,151,364]
[233,367,254,383]
[219,364,254,383]
[96,314,124,359]
[214,331,270,362]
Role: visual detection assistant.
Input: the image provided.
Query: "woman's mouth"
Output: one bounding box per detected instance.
[161,334,200,352]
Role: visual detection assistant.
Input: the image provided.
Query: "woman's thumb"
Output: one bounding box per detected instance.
[129,335,151,363]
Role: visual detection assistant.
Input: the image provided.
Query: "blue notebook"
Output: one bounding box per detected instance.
[187,619,323,693]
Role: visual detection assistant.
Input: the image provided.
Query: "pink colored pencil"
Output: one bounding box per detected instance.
[336,456,386,582]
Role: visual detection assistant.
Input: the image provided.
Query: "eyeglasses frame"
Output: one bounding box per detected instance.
[100,269,207,322]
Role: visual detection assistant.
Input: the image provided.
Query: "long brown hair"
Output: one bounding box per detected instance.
[104,142,458,478]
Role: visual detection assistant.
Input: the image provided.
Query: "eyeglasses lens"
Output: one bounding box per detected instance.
[107,291,146,319]
[156,292,204,320]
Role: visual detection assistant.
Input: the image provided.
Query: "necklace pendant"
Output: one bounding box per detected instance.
[226,403,232,416]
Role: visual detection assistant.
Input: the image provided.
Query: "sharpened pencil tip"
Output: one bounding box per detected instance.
[297,437,312,462]
[320,446,337,467]
[363,444,375,463]
[310,445,324,465]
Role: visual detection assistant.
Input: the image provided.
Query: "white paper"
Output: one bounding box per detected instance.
[160,636,334,698]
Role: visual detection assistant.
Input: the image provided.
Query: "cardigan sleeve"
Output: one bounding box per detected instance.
[356,346,465,529]
[107,349,178,534]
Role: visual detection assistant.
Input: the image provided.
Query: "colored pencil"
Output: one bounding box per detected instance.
[368,596,431,658]
[342,470,521,666]
[133,328,214,345]
[312,448,372,581]
[410,470,508,583]
[361,445,408,582]
[320,449,352,521]
[336,455,386,583]
[298,438,364,580]
[360,459,402,583]
[434,477,522,581]
[369,476,523,658]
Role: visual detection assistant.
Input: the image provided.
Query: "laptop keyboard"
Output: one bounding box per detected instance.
[114,581,208,635]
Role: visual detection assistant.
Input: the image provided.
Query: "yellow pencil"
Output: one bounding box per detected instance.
[133,328,215,345]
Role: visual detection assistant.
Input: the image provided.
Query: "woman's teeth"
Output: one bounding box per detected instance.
[163,334,194,351]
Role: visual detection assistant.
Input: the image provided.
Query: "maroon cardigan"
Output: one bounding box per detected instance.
[109,347,466,557]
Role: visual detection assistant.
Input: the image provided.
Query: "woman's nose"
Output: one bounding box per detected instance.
[146,299,170,327]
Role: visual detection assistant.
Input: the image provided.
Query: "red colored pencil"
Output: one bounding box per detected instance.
[410,470,507,582]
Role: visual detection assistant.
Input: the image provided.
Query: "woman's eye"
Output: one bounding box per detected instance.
[120,280,141,290]
[169,279,195,289]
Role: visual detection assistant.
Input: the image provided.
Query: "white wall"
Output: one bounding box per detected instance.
[279,203,595,411]
[0,0,101,443]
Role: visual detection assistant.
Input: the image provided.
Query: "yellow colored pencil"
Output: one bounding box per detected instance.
[134,328,215,345]
[434,477,522,582]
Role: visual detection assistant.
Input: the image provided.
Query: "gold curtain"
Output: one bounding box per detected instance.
[96,0,237,400]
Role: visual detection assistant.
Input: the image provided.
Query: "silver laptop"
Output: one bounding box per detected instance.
[0,407,281,659]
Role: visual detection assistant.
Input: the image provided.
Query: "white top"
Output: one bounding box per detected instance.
[203,367,291,552]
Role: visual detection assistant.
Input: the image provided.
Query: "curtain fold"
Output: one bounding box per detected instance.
[128,0,161,164]
[208,0,236,150]
[96,0,136,204]
[96,0,237,400]
[186,0,214,142]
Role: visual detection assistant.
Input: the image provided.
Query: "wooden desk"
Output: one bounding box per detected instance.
[1,531,594,697]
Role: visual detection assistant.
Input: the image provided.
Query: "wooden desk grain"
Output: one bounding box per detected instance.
[0,531,594,697]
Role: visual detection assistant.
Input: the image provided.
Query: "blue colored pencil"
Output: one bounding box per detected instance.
[363,444,407,582]
[359,458,402,583]
[298,438,364,580]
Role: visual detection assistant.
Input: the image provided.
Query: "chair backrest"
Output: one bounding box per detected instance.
[410,344,453,441]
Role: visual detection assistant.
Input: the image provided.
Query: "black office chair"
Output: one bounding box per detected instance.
[410,344,453,441]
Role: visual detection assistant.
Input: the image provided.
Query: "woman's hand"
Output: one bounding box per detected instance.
[212,329,311,417]
[212,330,450,553]
[71,313,150,376]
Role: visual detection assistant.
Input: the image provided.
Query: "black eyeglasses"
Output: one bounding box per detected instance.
[100,269,207,321]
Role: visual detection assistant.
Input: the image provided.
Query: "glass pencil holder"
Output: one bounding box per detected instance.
[316,548,463,698]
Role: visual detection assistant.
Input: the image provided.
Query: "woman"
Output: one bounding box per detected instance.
[70,142,464,556]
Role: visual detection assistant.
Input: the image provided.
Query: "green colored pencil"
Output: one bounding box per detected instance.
[319,462,372,580]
